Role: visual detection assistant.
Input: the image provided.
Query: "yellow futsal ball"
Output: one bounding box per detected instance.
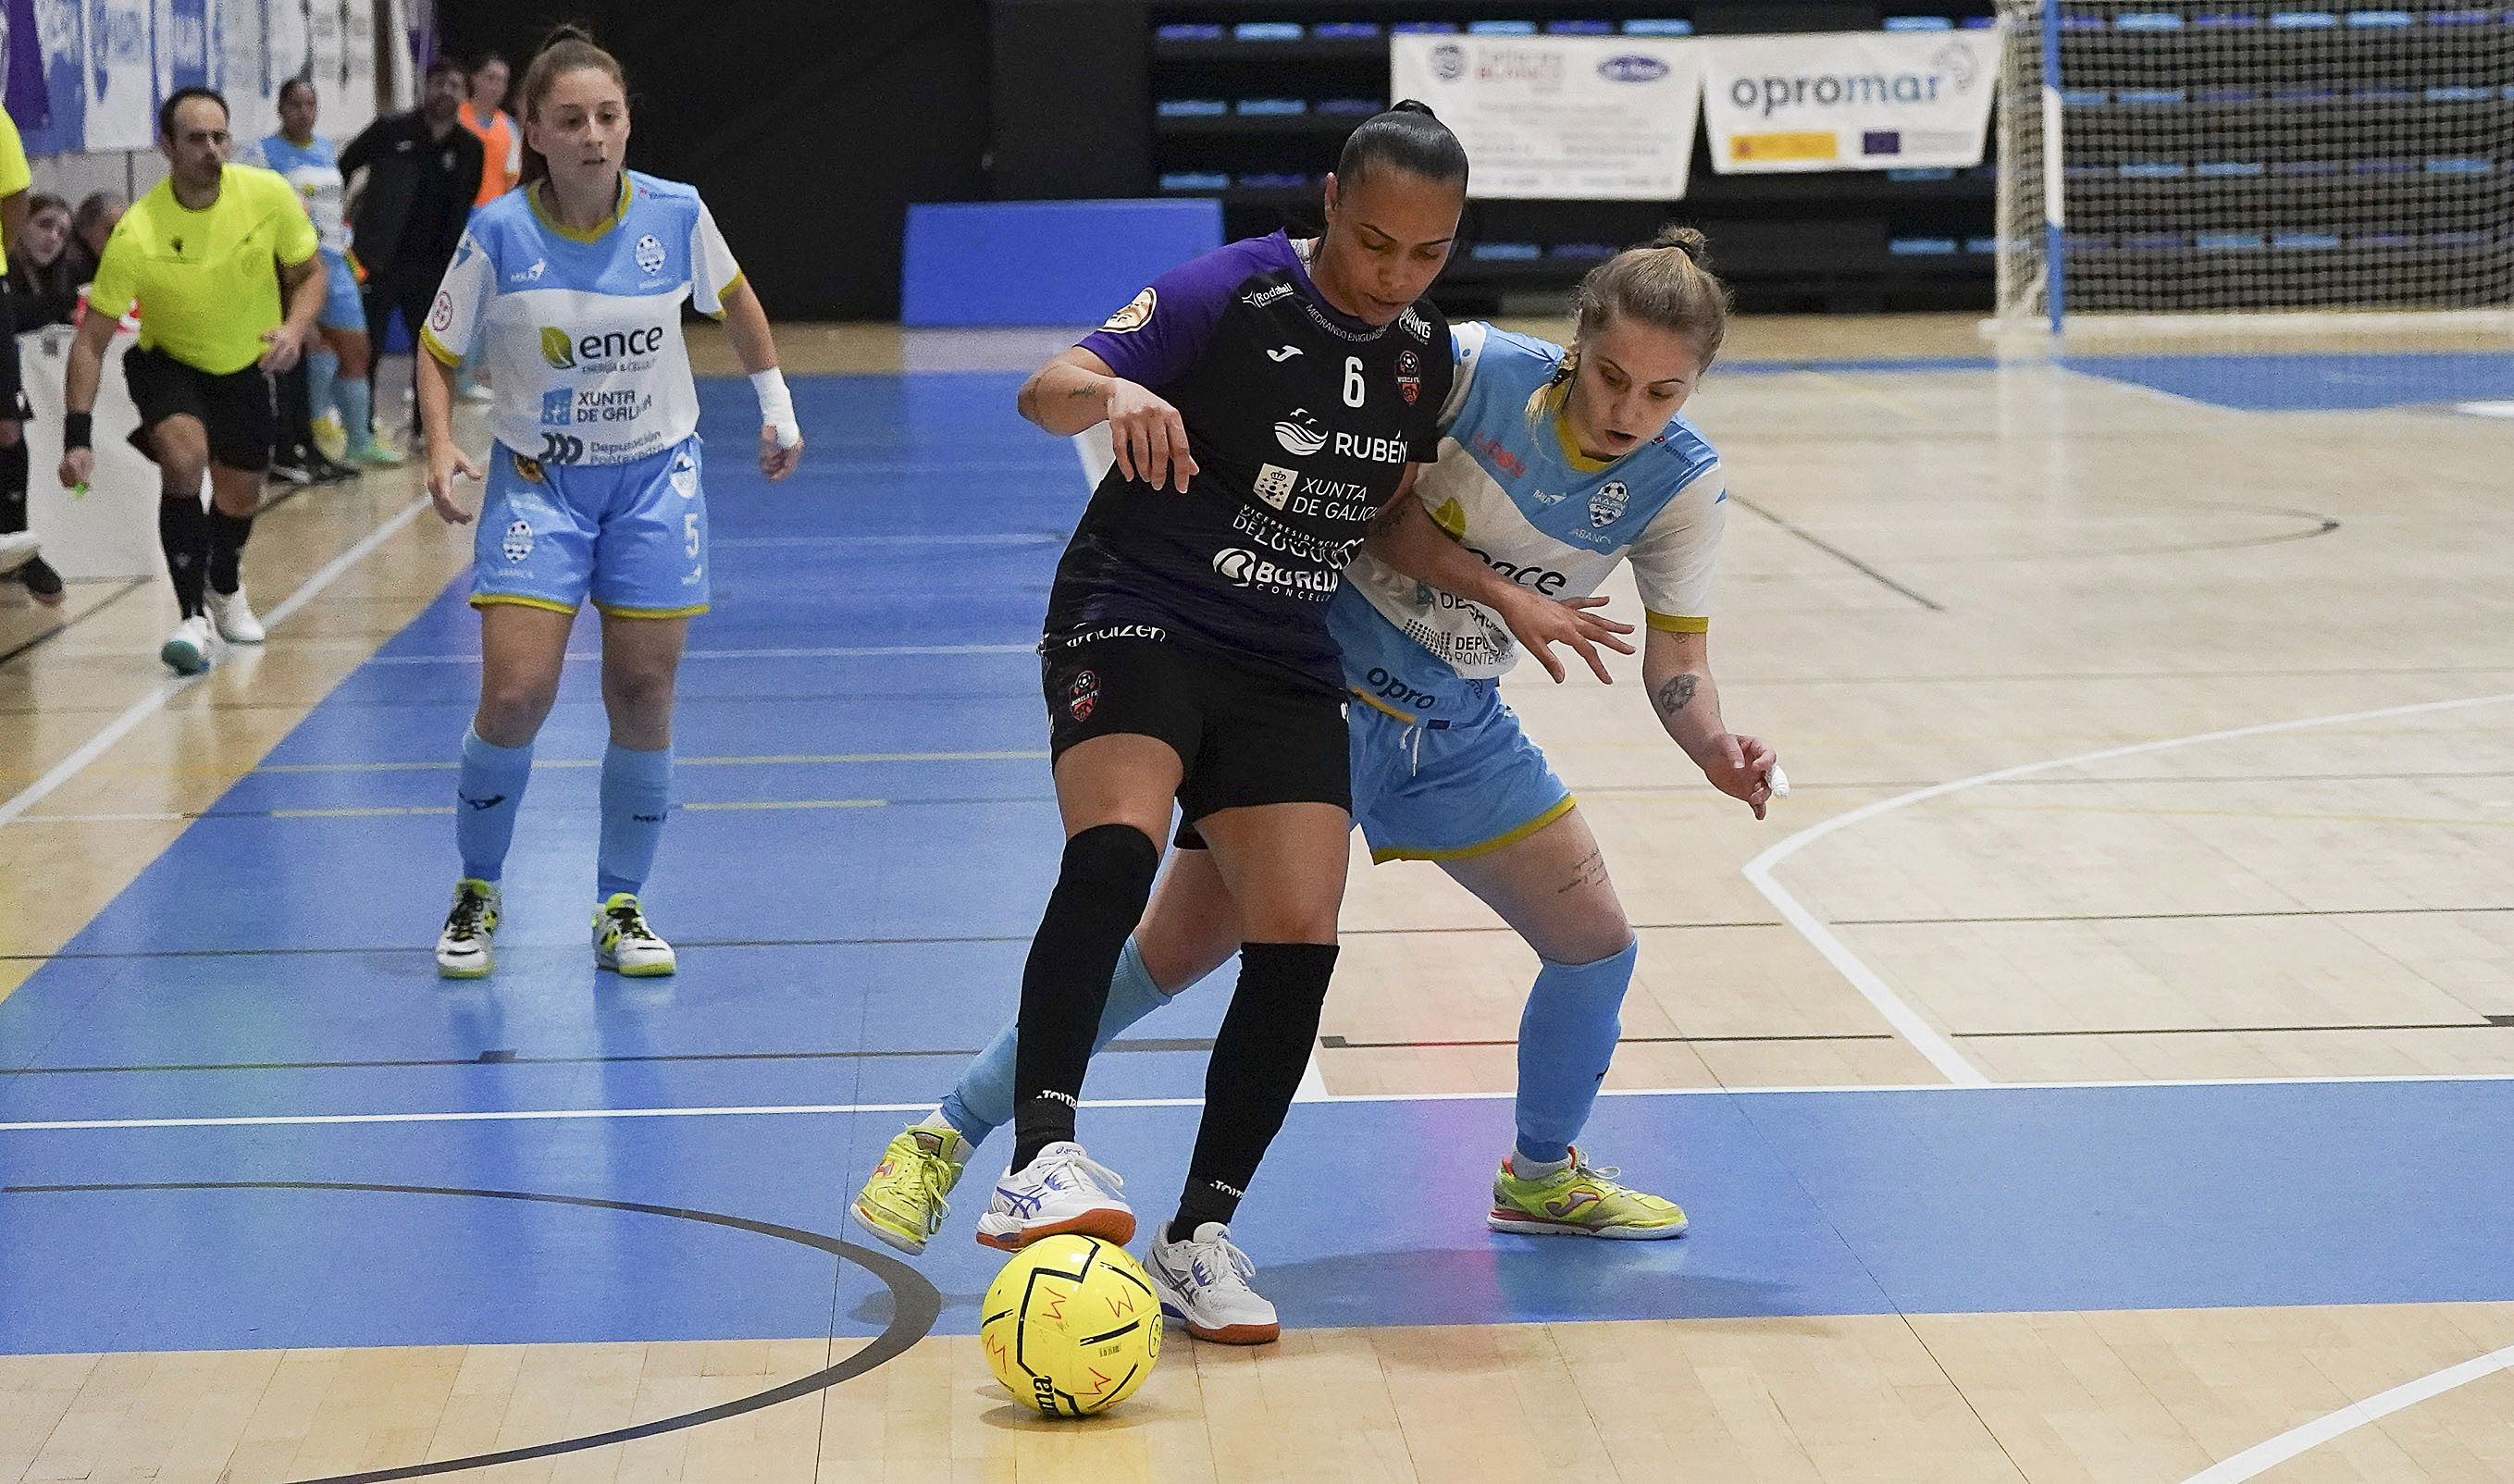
[980,1234,1161,1417]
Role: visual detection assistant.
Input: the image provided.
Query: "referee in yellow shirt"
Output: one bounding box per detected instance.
[58,87,324,674]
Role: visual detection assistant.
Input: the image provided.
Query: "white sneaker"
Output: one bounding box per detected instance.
[593,892,675,976]
[204,585,265,644]
[0,532,38,577]
[1147,1221,1279,1345]
[158,614,219,675]
[436,878,501,978]
[973,1140,1134,1252]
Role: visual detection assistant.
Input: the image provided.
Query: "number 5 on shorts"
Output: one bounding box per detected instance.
[684,513,700,560]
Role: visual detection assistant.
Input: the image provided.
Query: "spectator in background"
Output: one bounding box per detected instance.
[460,52,521,204]
[452,51,520,403]
[341,59,482,448]
[68,192,124,285]
[7,193,81,327]
[0,106,50,598]
[5,192,80,600]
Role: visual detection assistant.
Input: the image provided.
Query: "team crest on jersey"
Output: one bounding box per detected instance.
[502,519,534,563]
[1588,481,1629,528]
[636,233,665,275]
[1254,464,1298,511]
[1067,669,1099,722]
[1395,349,1422,405]
[1100,287,1157,333]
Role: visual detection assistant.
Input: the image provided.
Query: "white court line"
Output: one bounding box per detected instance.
[0,497,432,834]
[18,1068,2514,1134]
[2177,1342,2514,1483]
[1744,690,2514,1088]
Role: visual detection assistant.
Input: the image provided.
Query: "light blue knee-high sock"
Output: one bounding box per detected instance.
[305,349,340,432]
[454,726,534,883]
[596,742,674,902]
[939,935,1176,1146]
[337,375,375,446]
[1514,939,1640,1165]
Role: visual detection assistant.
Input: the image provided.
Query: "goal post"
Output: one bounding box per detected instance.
[1991,0,2514,344]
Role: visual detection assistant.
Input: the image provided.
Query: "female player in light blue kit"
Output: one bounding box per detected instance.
[416,26,803,980]
[858,227,1776,1257]
[248,78,399,466]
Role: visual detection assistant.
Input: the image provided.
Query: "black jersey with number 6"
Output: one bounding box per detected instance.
[1048,231,1454,696]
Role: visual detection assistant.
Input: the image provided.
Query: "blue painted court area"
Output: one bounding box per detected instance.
[2064,350,2514,410]
[6,370,2514,1361]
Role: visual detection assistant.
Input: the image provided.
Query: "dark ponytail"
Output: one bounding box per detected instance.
[1336,99,1469,192]
[516,23,627,186]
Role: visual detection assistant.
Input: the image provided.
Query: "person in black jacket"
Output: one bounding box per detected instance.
[340,58,482,447]
[0,191,72,600]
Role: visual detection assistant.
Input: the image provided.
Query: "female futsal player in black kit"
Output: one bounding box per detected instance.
[971,105,1613,1343]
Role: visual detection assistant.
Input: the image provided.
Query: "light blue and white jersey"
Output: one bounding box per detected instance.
[422,171,744,466]
[244,131,350,254]
[1332,321,1726,711]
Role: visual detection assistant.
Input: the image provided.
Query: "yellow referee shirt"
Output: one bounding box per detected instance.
[0,108,32,256]
[88,165,320,376]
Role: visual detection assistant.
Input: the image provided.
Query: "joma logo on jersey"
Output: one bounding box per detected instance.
[539,324,667,370]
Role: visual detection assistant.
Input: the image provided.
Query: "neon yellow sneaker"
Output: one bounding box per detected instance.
[593,893,675,976]
[1487,1148,1689,1240]
[851,1124,970,1255]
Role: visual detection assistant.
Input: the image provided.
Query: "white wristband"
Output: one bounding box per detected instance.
[750,367,801,450]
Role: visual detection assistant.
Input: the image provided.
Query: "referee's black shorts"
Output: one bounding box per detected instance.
[1040,625,1352,830]
[123,346,277,473]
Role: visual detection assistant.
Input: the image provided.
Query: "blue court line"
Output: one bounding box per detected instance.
[6,1076,2514,1352]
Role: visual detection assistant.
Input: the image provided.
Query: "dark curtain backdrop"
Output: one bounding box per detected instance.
[433,0,991,319]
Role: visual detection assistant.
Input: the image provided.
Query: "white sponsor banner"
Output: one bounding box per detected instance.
[1701,28,2001,173]
[1390,33,1702,201]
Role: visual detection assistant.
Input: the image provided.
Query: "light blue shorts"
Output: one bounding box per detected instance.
[1346,680,1573,862]
[316,250,363,332]
[471,436,710,618]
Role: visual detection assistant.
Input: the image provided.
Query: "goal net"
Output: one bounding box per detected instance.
[1993,0,2514,344]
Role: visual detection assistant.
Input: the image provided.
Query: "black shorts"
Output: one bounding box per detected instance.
[1040,626,1352,828]
[123,346,276,473]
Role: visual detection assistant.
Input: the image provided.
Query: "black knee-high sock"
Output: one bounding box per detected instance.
[206,509,254,596]
[0,439,28,533]
[1009,822,1161,1169]
[158,496,210,617]
[1172,941,1341,1237]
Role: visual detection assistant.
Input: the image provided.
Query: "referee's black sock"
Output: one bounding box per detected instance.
[158,496,210,618]
[206,508,254,596]
[1009,822,1161,1170]
[1172,941,1340,1237]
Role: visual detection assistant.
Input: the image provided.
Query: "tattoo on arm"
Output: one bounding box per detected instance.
[1653,673,1699,720]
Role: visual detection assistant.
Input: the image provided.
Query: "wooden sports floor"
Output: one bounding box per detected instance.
[3,316,2511,1482]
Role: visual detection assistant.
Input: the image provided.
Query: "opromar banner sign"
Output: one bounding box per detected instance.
[1701,28,2002,172]
[1390,33,1703,200]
